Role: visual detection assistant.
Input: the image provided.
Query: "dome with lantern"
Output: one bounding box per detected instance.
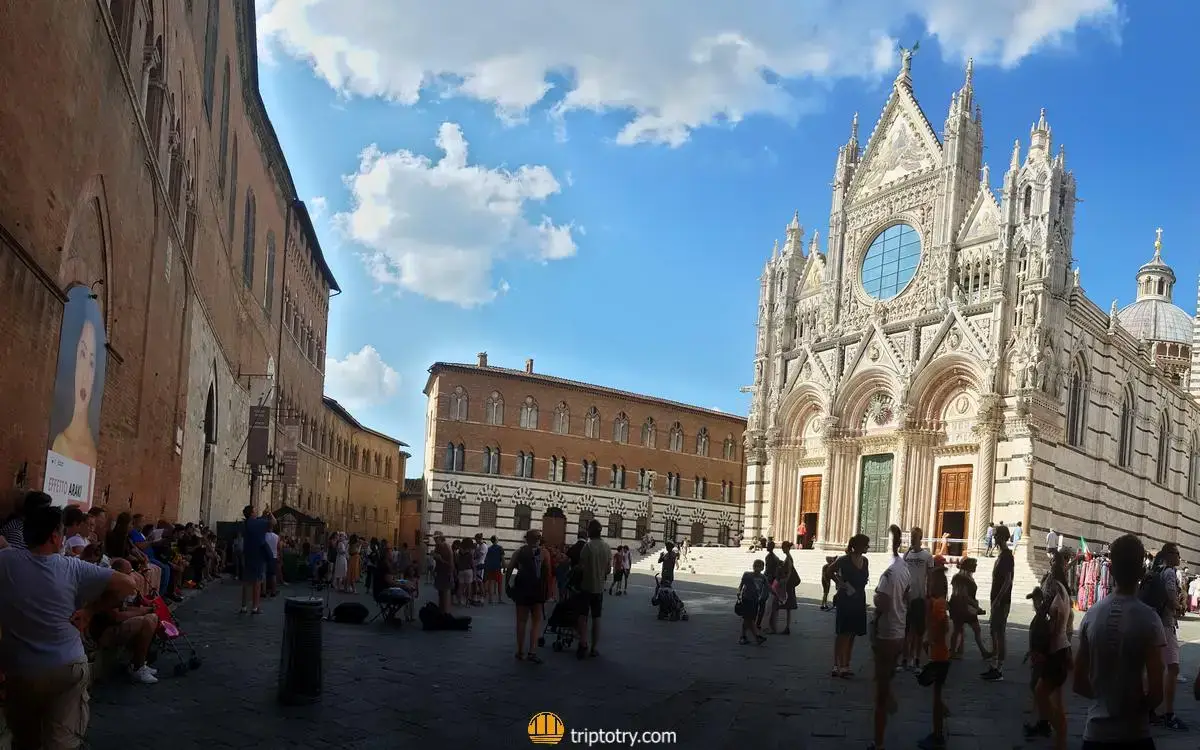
[1115,229,1194,385]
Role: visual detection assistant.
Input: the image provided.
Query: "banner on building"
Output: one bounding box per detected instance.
[247,406,271,465]
[282,450,299,485]
[44,286,108,508]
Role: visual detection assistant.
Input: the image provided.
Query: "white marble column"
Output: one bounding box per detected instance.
[816,448,835,548]
[890,435,909,530]
[971,426,1000,555]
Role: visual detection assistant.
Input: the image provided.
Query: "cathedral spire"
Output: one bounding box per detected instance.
[850,112,859,144]
[784,212,803,255]
[957,57,974,114]
[1010,139,1021,170]
[809,229,820,257]
[1134,227,1175,303]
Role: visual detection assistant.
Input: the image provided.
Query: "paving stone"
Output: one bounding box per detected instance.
[84,575,1200,749]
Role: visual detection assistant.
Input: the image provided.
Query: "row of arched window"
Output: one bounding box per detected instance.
[1064,363,1200,497]
[298,490,390,528]
[279,389,397,478]
[446,387,738,460]
[445,443,733,501]
[440,498,731,544]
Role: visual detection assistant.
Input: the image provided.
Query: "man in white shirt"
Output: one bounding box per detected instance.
[872,526,911,750]
[264,527,281,597]
[901,526,933,671]
[1045,528,1057,557]
[1153,544,1188,731]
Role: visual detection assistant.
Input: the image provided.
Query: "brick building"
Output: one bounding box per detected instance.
[423,354,747,550]
[0,1,337,523]
[288,396,408,543]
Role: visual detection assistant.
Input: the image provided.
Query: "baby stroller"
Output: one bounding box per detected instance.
[538,587,583,652]
[145,593,202,677]
[651,574,688,621]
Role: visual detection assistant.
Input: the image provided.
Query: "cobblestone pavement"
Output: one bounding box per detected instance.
[87,574,1200,749]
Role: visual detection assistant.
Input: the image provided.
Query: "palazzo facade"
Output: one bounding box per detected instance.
[423,355,747,551]
[743,52,1200,561]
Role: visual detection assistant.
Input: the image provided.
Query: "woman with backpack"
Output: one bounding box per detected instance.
[506,528,551,663]
[766,540,800,635]
[1024,549,1073,748]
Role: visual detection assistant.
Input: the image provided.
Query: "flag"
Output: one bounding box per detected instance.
[1080,536,1089,555]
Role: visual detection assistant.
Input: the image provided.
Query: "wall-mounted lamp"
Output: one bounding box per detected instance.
[88,279,106,300]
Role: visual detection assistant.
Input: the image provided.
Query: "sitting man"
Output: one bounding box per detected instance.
[91,558,160,684]
[372,542,412,623]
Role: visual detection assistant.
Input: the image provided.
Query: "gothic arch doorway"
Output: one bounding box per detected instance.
[199,383,218,525]
[542,507,566,550]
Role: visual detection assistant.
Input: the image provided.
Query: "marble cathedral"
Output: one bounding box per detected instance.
[742,51,1200,562]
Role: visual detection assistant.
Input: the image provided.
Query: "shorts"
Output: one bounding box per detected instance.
[475,565,484,583]
[872,638,903,683]
[4,661,91,750]
[916,660,950,688]
[989,604,1010,635]
[1040,648,1071,689]
[584,592,604,618]
[613,570,627,582]
[98,614,158,649]
[457,570,474,587]
[1162,627,1180,666]
[906,598,926,634]
[486,569,503,584]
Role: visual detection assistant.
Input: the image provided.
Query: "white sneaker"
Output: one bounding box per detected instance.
[146,665,158,676]
[129,665,158,684]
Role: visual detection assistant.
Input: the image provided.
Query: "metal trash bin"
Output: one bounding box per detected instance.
[278,596,324,705]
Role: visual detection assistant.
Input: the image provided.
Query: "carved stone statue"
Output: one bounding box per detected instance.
[952,284,966,306]
[1022,292,1038,327]
[1029,248,1044,280]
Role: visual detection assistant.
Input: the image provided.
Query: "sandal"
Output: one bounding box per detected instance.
[515,652,525,661]
[526,653,542,664]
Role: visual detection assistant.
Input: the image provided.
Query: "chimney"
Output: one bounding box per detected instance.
[477,352,488,368]
[525,358,534,373]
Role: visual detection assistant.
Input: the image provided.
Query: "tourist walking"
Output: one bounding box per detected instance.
[609,544,626,595]
[346,534,361,594]
[902,526,934,671]
[506,528,550,663]
[1024,549,1073,748]
[1074,533,1165,749]
[1149,542,1188,731]
[736,559,769,645]
[982,525,1013,681]
[484,535,505,604]
[758,540,778,629]
[431,531,453,612]
[984,523,995,557]
[621,545,632,594]
[0,503,139,750]
[576,519,611,659]
[949,557,991,661]
[766,540,798,635]
[658,541,678,585]
[333,533,349,592]
[869,525,911,750]
[916,556,952,750]
[832,534,870,677]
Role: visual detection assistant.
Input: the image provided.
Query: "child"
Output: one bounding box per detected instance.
[737,559,769,645]
[917,556,952,750]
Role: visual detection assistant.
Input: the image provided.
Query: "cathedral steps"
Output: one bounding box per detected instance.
[630,546,1043,609]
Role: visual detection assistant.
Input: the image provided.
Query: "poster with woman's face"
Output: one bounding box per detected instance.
[44,285,107,508]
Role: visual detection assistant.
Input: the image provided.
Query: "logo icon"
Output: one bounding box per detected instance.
[528,712,565,745]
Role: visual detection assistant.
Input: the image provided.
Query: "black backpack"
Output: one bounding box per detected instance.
[1138,569,1170,614]
[1028,586,1058,654]
[332,601,369,625]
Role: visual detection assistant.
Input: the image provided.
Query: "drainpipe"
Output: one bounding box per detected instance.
[272,200,295,509]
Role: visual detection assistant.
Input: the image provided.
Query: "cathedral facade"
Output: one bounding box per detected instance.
[743,52,1200,563]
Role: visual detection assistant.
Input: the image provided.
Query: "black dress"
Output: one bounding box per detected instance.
[834,555,869,636]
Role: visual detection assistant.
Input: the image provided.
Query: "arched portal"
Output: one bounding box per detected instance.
[542,507,566,549]
[199,381,218,526]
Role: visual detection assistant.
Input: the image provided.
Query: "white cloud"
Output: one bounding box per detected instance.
[324,345,401,411]
[336,122,576,306]
[309,195,327,217]
[258,0,1118,147]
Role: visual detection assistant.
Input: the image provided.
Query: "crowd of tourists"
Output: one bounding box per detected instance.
[735,522,1198,750]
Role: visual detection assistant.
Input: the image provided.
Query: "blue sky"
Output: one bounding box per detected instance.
[254,1,1199,477]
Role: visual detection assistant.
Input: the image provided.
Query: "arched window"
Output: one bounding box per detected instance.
[723,435,736,460]
[717,525,730,546]
[518,452,534,478]
[607,513,623,539]
[669,422,684,452]
[449,386,468,421]
[613,413,629,443]
[201,0,220,119]
[265,231,277,312]
[616,465,625,489]
[241,191,256,288]
[485,392,504,425]
[666,473,679,496]
[217,57,231,189]
[690,522,705,544]
[483,446,499,474]
[1156,412,1170,485]
[696,477,707,500]
[585,407,600,438]
[109,1,132,60]
[641,418,656,448]
[610,464,617,488]
[441,496,462,526]
[663,519,678,542]
[1066,363,1088,448]
[1117,387,1134,468]
[520,397,539,429]
[553,402,569,434]
[638,468,648,491]
[577,509,595,537]
[696,427,709,456]
[580,460,596,486]
[515,451,525,476]
[445,442,456,471]
[478,500,498,528]
[227,137,238,241]
[1189,436,1200,500]
[514,504,532,531]
[1023,185,1033,219]
[550,456,559,481]
[635,516,649,540]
